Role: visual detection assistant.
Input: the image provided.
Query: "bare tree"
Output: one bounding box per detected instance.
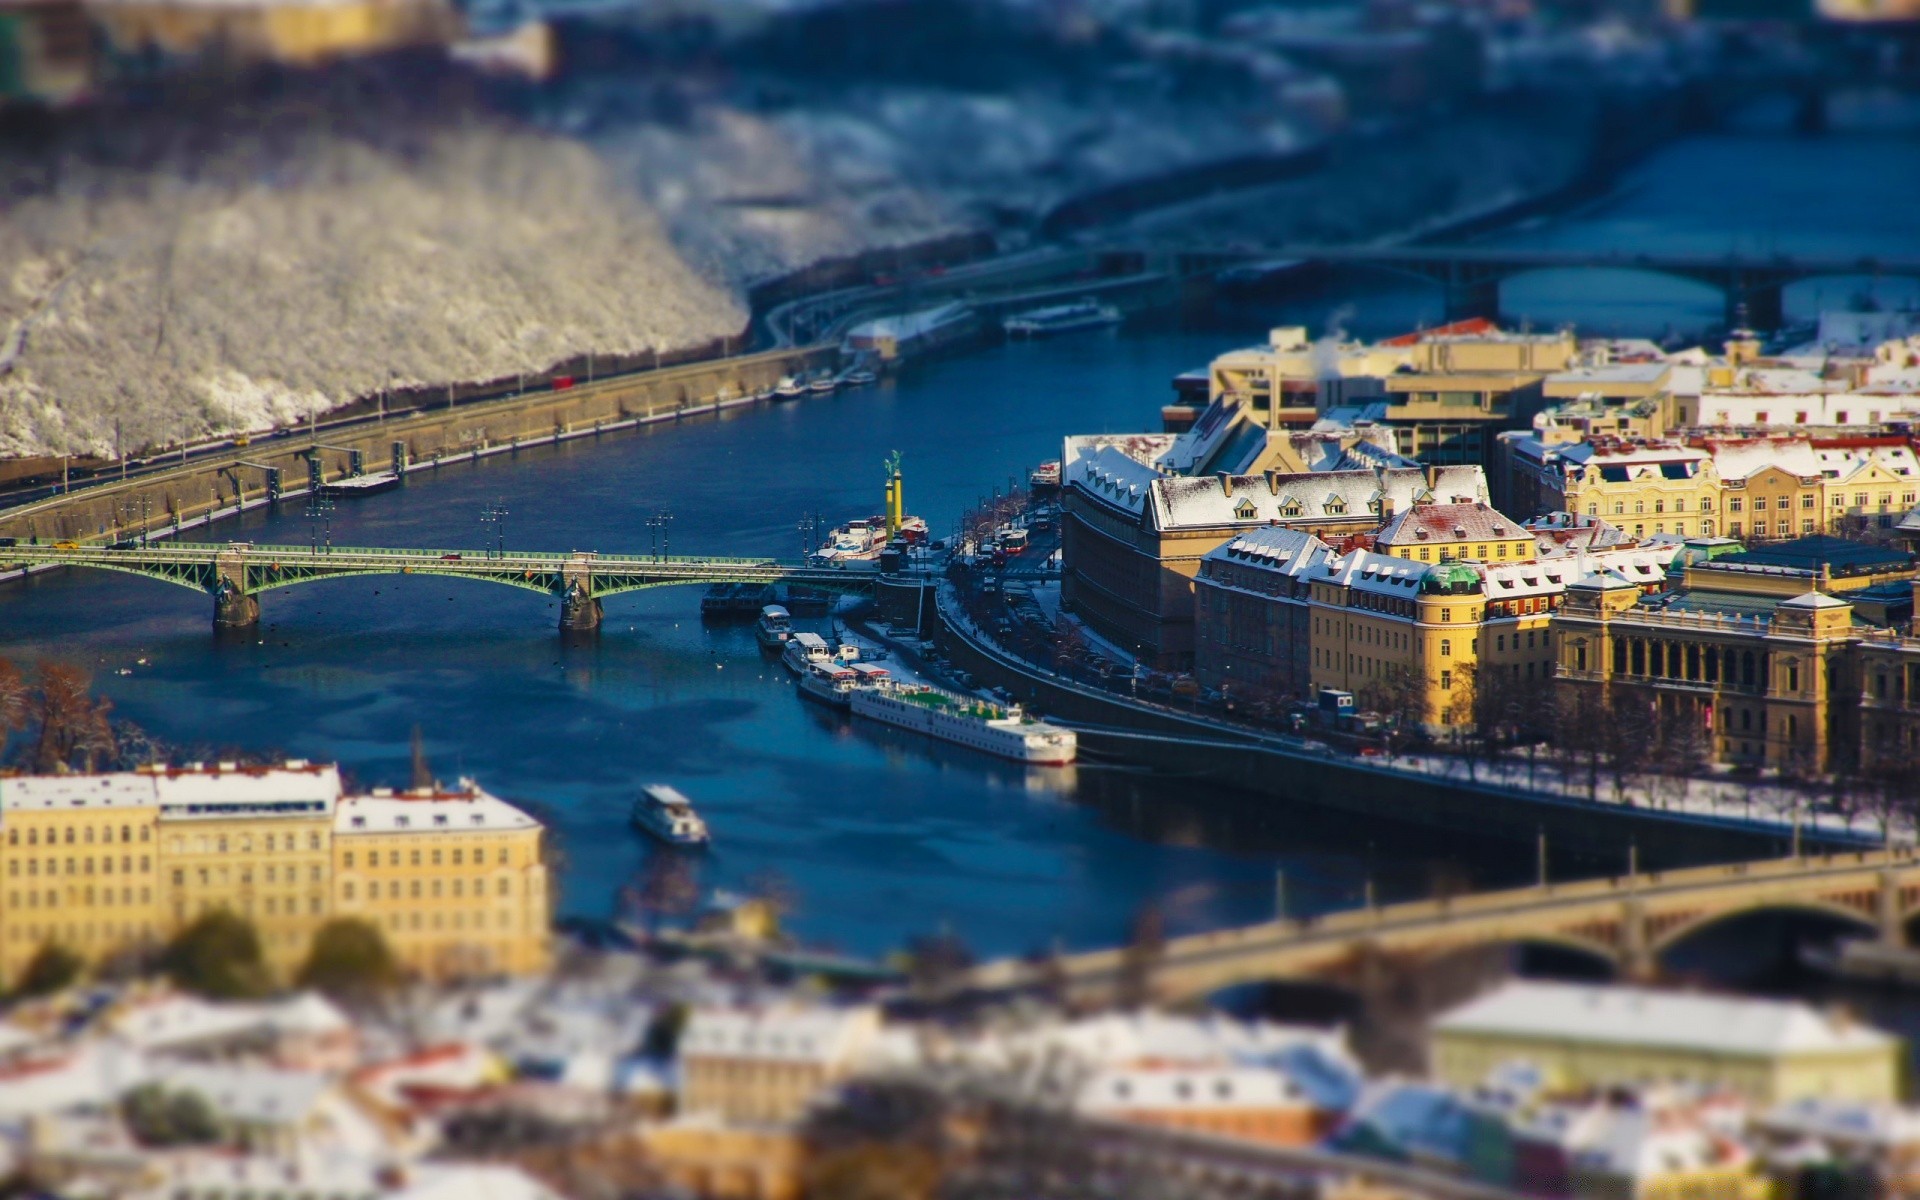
[32,663,115,773]
[1359,663,1427,760]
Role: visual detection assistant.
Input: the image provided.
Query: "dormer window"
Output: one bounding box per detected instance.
[1234,498,1256,520]
[434,814,449,826]
[351,816,366,828]
[1325,501,1346,515]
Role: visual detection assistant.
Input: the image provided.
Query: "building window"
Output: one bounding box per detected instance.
[1440,639,1452,657]
[1729,498,1743,513]
[1803,495,1815,509]
[1440,670,1452,690]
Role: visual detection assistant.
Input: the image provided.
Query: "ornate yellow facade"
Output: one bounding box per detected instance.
[0,762,550,988]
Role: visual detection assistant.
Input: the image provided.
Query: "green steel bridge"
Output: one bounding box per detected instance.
[0,541,881,630]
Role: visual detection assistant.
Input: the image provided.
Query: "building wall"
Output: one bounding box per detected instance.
[1563,460,1721,542]
[92,0,455,66]
[1,770,550,989]
[333,824,549,979]
[680,1057,834,1127]
[1,805,161,982]
[1108,1105,1324,1148]
[161,814,333,977]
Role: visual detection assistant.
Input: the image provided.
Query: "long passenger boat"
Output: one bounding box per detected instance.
[849,682,1076,764]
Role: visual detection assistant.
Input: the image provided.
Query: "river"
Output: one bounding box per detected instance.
[4,117,1918,967]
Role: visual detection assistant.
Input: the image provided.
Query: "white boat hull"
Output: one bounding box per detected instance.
[850,688,1076,765]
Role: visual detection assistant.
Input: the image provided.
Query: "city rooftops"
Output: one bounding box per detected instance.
[1436,981,1897,1060]
[334,783,539,835]
[679,1005,881,1067]
[1715,534,1909,576]
[1375,500,1527,548]
[0,761,340,819]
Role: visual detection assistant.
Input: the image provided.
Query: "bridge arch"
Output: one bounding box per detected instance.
[1647,898,1881,961]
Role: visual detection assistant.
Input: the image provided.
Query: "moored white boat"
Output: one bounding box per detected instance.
[781,631,834,675]
[773,375,805,400]
[755,604,793,650]
[849,682,1076,764]
[797,661,861,709]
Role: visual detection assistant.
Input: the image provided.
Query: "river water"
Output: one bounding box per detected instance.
[5,117,1918,964]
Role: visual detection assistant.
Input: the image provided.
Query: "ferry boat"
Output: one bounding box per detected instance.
[773,375,806,400]
[1003,299,1122,339]
[754,604,793,650]
[781,631,834,675]
[1029,460,1062,489]
[849,682,1076,764]
[809,373,839,394]
[812,518,885,566]
[797,661,861,709]
[846,369,878,387]
[632,784,711,847]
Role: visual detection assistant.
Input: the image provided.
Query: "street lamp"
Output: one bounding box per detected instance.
[481,501,509,560]
[646,509,674,561]
[306,494,335,556]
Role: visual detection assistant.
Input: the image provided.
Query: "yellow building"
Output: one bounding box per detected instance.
[332,785,551,979]
[1058,431,1488,669]
[677,1005,882,1127]
[0,773,162,977]
[1192,517,1673,728]
[1499,439,1719,540]
[0,762,550,988]
[1552,536,1918,773]
[1433,981,1903,1106]
[1373,500,1537,564]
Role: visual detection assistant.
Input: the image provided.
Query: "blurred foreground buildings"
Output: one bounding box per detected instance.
[0,762,552,986]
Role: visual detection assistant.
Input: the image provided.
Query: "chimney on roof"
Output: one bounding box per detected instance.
[1218,471,1233,499]
[1267,469,1282,496]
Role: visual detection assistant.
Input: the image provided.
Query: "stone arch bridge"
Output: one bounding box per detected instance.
[960,850,1920,1008]
[1179,245,1920,330]
[1,541,878,631]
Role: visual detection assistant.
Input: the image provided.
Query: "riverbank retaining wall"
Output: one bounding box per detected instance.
[929,588,1841,863]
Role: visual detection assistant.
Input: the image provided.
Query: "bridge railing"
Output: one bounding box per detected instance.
[967,846,1920,990]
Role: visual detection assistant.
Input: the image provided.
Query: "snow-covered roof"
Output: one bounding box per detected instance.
[1375,500,1526,548]
[680,1005,880,1067]
[1436,982,1898,1059]
[1546,363,1669,387]
[1077,1063,1323,1114]
[1205,526,1332,577]
[1756,1097,1920,1147]
[0,1043,149,1118]
[0,762,344,821]
[996,1010,1349,1074]
[1323,548,1425,598]
[334,784,539,836]
[165,1063,332,1127]
[1156,466,1487,532]
[106,991,350,1053]
[1709,439,1827,482]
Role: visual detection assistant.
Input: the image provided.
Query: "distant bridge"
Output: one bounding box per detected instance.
[1186,245,1920,330]
[0,541,877,631]
[959,849,1920,1007]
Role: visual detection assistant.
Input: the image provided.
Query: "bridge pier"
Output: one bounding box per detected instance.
[213,581,260,629]
[558,555,601,633]
[559,587,602,633]
[213,548,259,630]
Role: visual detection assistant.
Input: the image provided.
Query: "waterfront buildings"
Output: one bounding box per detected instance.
[1191,512,1673,726]
[1431,982,1903,1105]
[1551,535,1916,772]
[1059,436,1488,669]
[0,762,551,988]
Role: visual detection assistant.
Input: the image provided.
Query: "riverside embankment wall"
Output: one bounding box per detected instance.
[929,591,1845,863]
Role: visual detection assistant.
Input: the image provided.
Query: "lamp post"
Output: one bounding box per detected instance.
[481,501,509,560]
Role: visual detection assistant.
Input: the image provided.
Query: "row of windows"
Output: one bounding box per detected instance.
[11,886,152,908]
[170,865,320,887]
[344,846,511,869]
[168,831,326,855]
[344,876,516,901]
[9,855,151,877]
[370,909,521,934]
[7,921,152,943]
[7,824,150,847]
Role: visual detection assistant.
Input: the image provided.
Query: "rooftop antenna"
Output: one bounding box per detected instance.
[410,724,432,791]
